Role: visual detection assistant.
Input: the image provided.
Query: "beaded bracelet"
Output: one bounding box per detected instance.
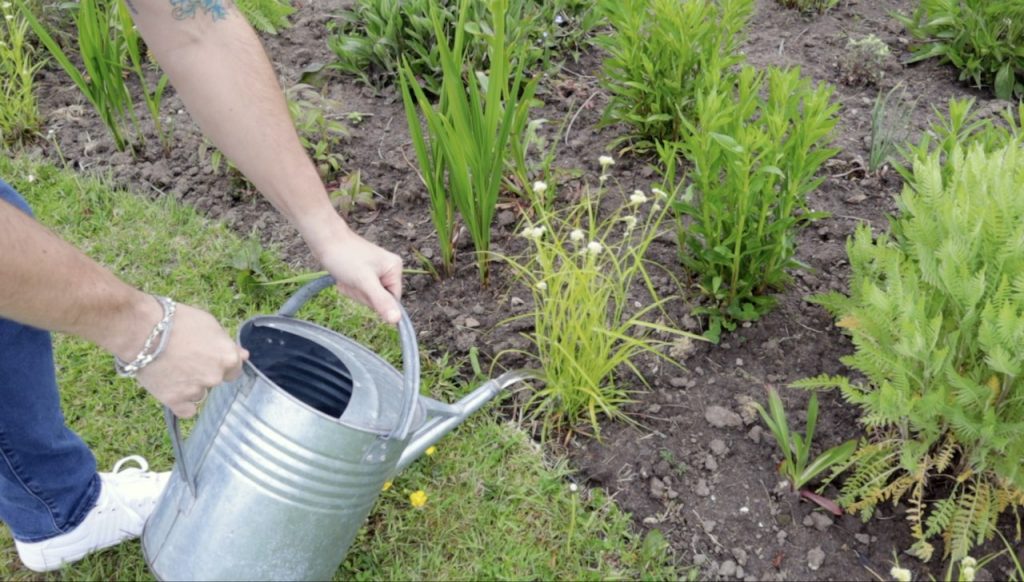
[115,295,177,378]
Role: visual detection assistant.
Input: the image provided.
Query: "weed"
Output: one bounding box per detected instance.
[499,172,700,438]
[285,83,349,181]
[329,169,377,216]
[0,1,45,145]
[896,0,1024,100]
[775,0,837,13]
[868,83,916,173]
[752,386,856,514]
[796,141,1024,561]
[400,0,537,282]
[838,34,893,87]
[595,0,753,152]
[667,66,839,341]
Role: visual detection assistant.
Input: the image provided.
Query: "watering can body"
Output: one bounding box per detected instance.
[141,276,535,581]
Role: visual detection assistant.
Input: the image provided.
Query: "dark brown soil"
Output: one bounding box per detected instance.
[20,0,1024,579]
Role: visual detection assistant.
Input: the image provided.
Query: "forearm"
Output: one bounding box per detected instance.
[0,200,160,361]
[128,1,348,256]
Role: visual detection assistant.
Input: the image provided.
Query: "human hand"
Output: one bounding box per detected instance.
[314,228,404,325]
[135,303,249,418]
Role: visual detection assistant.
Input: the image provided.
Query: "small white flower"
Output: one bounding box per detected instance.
[521,225,546,240]
[652,203,662,212]
[961,557,977,569]
[962,566,976,582]
[568,483,578,492]
[598,174,608,184]
[630,190,648,205]
[652,187,668,199]
[570,229,585,243]
[535,281,547,291]
[598,155,614,168]
[890,566,912,582]
[587,241,603,255]
[5,14,12,20]
[532,226,546,239]
[532,181,548,195]
[26,174,35,183]
[1,2,12,9]
[622,215,637,230]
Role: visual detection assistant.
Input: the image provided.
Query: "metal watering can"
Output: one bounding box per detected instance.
[142,275,536,581]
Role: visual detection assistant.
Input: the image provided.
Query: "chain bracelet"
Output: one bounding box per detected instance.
[115,295,177,378]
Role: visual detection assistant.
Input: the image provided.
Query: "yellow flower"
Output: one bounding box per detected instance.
[409,490,428,508]
[425,446,437,456]
[381,481,393,492]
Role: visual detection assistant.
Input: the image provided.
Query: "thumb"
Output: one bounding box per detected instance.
[368,286,401,325]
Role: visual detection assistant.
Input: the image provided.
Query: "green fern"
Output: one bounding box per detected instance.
[796,139,1024,559]
[235,0,295,34]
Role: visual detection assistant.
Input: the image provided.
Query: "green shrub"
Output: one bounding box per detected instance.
[0,1,45,145]
[668,66,839,341]
[330,0,596,96]
[896,0,1024,101]
[775,0,837,13]
[595,0,753,152]
[500,168,698,437]
[796,142,1024,561]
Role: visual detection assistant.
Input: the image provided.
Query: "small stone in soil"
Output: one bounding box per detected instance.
[710,438,729,456]
[669,377,688,388]
[463,317,481,328]
[704,455,718,472]
[705,405,744,428]
[731,548,748,566]
[510,296,525,308]
[854,533,871,545]
[702,520,717,533]
[694,479,711,497]
[747,426,764,443]
[803,512,834,531]
[807,547,826,571]
[719,560,737,578]
[649,477,666,499]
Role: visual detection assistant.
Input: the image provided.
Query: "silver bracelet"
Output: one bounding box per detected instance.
[115,295,177,378]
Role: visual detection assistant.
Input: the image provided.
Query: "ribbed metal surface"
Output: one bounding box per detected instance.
[210,401,391,512]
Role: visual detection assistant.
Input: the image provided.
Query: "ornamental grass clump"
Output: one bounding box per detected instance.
[595,0,753,152]
[400,0,537,282]
[795,142,1024,562]
[0,1,45,145]
[896,0,1024,101]
[501,169,700,438]
[670,66,839,341]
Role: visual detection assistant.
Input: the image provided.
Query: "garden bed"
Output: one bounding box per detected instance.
[18,0,1023,579]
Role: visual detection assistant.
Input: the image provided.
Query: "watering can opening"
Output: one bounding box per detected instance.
[239,321,355,419]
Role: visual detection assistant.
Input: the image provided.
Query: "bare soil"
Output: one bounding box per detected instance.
[21,0,1024,579]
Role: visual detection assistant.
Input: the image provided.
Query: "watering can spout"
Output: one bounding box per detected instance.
[396,368,542,472]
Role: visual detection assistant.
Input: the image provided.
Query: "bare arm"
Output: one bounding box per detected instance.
[0,199,245,417]
[128,0,403,323]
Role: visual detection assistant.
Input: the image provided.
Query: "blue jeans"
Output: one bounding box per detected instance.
[0,179,100,542]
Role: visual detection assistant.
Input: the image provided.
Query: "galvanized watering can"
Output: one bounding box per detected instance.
[142,275,536,581]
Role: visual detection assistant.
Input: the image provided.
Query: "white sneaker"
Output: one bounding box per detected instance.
[15,455,171,572]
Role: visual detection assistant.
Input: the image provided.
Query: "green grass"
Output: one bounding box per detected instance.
[0,156,677,580]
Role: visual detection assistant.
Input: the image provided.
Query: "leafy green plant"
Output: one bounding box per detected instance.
[500,174,699,437]
[868,83,916,173]
[329,0,595,96]
[17,0,168,151]
[285,83,349,181]
[236,0,295,34]
[668,66,839,341]
[329,169,377,216]
[838,34,893,87]
[775,0,837,13]
[795,142,1024,561]
[895,0,1024,100]
[0,1,45,145]
[400,0,537,282]
[752,386,857,514]
[595,0,753,152]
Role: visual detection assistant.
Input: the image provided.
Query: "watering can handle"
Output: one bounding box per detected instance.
[278,275,422,441]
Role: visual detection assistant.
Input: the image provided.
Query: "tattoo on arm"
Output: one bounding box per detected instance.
[169,0,230,21]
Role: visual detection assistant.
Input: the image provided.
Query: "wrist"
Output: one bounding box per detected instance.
[300,214,356,262]
[101,292,165,363]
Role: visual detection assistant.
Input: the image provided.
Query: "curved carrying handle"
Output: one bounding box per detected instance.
[163,275,420,500]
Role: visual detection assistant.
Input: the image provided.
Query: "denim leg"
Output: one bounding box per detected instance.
[0,179,99,542]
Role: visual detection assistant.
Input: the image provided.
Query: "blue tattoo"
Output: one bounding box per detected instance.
[169,0,230,21]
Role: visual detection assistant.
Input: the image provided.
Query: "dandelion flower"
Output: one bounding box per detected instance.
[598,155,615,168]
[630,190,648,205]
[409,490,428,508]
[587,241,603,255]
[532,181,548,195]
[570,229,585,243]
[381,481,393,492]
[890,566,912,582]
[425,446,437,456]
[622,215,637,230]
